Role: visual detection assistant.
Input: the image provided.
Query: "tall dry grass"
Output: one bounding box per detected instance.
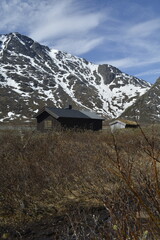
[0,126,159,239]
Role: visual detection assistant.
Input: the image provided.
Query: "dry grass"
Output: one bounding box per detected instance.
[0,126,159,239]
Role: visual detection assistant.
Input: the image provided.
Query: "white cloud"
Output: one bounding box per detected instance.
[136,69,160,77]
[0,0,36,33]
[128,18,160,38]
[29,2,105,40]
[0,0,160,82]
[52,36,104,55]
[97,14,160,72]
[0,0,106,55]
[101,56,160,69]
[28,0,106,54]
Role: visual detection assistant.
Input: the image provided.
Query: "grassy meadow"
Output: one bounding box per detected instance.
[0,126,160,239]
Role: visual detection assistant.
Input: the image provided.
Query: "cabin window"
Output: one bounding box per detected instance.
[44,120,52,129]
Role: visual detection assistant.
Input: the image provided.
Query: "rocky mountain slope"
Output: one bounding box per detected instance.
[120,77,160,123]
[0,32,151,122]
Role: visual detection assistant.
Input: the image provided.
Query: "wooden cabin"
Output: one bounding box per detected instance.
[109,119,139,132]
[35,105,105,131]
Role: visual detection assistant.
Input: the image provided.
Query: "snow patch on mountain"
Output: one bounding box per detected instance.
[0,32,151,122]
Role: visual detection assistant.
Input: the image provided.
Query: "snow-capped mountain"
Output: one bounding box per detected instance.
[120,77,160,123]
[0,32,151,122]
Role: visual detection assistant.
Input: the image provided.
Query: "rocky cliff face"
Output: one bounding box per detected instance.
[120,77,160,123]
[0,32,151,122]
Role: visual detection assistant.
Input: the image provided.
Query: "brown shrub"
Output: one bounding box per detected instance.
[0,127,159,239]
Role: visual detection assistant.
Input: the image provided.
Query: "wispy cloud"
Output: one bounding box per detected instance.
[0,0,160,82]
[136,69,160,77]
[52,36,104,55]
[0,0,34,32]
[101,55,160,69]
[128,18,160,38]
[29,1,105,40]
[0,0,106,55]
[100,17,160,70]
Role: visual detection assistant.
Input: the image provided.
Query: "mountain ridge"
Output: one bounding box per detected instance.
[121,77,160,123]
[0,32,151,122]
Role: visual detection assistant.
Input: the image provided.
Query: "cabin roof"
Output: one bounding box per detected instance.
[119,119,138,125]
[80,110,104,120]
[35,107,105,120]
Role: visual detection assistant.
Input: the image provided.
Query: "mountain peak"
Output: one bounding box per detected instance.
[0,33,151,122]
[121,76,160,123]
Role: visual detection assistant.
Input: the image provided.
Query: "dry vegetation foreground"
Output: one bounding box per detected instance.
[0,127,160,239]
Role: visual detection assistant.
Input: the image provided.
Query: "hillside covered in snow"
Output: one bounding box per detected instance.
[0,32,151,122]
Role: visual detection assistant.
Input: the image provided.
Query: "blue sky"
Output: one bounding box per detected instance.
[0,0,160,83]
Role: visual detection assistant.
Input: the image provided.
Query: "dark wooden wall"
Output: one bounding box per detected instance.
[59,118,102,131]
[36,112,61,131]
[36,112,103,131]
